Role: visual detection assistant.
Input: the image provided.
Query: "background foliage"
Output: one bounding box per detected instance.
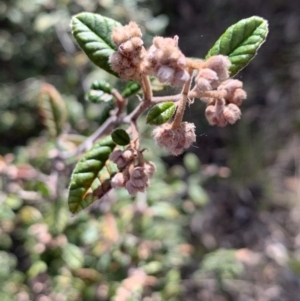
[1,0,300,301]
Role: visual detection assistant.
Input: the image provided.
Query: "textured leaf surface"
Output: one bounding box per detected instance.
[87,80,113,103]
[206,16,268,76]
[111,129,130,146]
[121,81,141,98]
[68,137,117,214]
[72,12,121,75]
[38,84,67,138]
[146,102,176,125]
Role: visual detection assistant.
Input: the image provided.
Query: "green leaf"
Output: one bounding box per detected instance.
[111,128,130,146]
[87,80,114,103]
[183,153,201,174]
[188,182,208,206]
[38,84,67,138]
[71,12,122,76]
[146,102,176,125]
[19,206,43,225]
[62,243,84,270]
[68,136,117,214]
[27,261,47,279]
[44,203,69,235]
[206,16,268,76]
[91,80,112,94]
[121,81,141,98]
[201,249,244,279]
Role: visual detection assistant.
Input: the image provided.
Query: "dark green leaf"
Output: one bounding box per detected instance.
[146,102,176,125]
[87,80,114,103]
[68,136,117,214]
[111,129,130,146]
[206,16,268,76]
[91,80,112,94]
[71,12,122,76]
[121,82,141,98]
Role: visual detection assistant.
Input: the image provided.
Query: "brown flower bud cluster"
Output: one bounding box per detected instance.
[109,148,156,195]
[190,55,247,126]
[110,22,190,86]
[142,36,190,86]
[152,122,196,156]
[205,79,246,127]
[109,22,145,80]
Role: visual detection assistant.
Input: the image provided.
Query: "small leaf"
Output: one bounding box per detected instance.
[27,261,47,278]
[62,243,84,270]
[146,102,176,125]
[183,153,201,174]
[71,12,122,76]
[87,80,114,103]
[142,261,163,274]
[121,81,141,98]
[206,16,268,76]
[44,203,69,235]
[68,136,117,214]
[91,80,112,94]
[38,84,67,138]
[19,206,43,225]
[188,183,208,206]
[111,129,130,146]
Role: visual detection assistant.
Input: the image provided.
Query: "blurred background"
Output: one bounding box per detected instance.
[1,0,300,300]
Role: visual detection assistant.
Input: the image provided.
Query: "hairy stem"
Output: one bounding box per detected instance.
[171,68,193,129]
[125,75,153,122]
[188,89,227,101]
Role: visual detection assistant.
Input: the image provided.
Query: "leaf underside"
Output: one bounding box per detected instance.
[206,16,269,76]
[38,84,67,138]
[72,12,122,76]
[68,137,117,214]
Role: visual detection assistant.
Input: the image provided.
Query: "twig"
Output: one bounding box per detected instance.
[57,77,186,160]
[58,114,120,159]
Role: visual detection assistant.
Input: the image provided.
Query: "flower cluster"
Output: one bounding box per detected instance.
[110,23,190,86]
[142,36,190,86]
[190,55,247,127]
[109,148,156,195]
[152,122,196,156]
[109,22,248,163]
[109,22,145,80]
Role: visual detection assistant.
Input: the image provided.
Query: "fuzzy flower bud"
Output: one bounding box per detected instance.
[203,55,231,81]
[205,105,217,125]
[195,68,219,91]
[111,22,142,46]
[152,122,196,156]
[125,181,139,195]
[109,150,127,169]
[130,167,149,189]
[223,103,241,124]
[142,36,189,86]
[218,79,247,106]
[110,22,145,80]
[124,166,150,195]
[205,101,241,127]
[144,161,156,178]
[111,172,126,188]
[122,149,135,161]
